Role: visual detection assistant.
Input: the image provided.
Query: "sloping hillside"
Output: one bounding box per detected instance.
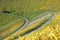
[0,0,60,40]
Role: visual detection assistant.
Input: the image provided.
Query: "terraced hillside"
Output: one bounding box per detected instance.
[0,0,60,40]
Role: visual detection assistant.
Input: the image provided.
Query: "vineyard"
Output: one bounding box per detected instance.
[0,0,60,40]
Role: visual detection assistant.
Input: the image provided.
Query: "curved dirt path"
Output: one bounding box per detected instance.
[4,12,56,40]
[0,15,29,40]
